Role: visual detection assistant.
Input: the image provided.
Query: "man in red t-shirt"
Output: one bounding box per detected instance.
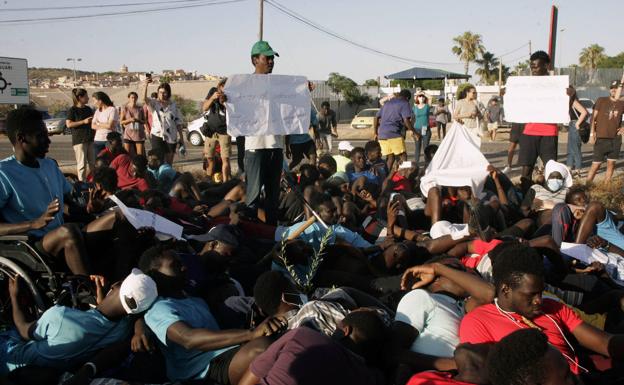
[110,153,151,191]
[459,242,624,377]
[518,51,585,182]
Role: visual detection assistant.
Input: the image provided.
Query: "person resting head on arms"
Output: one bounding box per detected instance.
[520,160,572,227]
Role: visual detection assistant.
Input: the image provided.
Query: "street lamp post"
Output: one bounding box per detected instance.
[66,58,82,84]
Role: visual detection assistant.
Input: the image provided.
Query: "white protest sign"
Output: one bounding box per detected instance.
[0,57,29,105]
[504,75,570,124]
[224,74,311,137]
[109,195,183,241]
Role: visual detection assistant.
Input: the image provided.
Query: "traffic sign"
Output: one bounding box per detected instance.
[0,57,29,105]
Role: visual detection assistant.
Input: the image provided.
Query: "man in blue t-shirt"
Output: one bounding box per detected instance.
[147,148,178,193]
[373,90,415,171]
[0,268,157,376]
[139,246,288,384]
[0,107,92,275]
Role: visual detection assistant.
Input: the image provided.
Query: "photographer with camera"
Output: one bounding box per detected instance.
[202,78,231,182]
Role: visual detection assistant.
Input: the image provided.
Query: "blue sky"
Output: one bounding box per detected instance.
[0,0,622,83]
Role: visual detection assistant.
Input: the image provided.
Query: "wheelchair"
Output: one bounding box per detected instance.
[0,235,95,327]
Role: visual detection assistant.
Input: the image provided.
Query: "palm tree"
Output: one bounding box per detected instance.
[475,51,500,85]
[579,44,606,83]
[452,31,485,75]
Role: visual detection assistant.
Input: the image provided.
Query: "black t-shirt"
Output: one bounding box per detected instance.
[67,106,94,145]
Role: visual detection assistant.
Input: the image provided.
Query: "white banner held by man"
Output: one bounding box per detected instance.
[224,74,311,137]
[504,75,570,124]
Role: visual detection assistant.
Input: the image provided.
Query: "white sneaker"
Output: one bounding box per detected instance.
[502,166,511,175]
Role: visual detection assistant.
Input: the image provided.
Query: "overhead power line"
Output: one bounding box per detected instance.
[0,0,245,24]
[498,43,530,58]
[265,0,463,67]
[0,0,206,12]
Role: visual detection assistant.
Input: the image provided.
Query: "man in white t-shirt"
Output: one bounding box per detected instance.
[244,41,283,225]
[390,257,494,372]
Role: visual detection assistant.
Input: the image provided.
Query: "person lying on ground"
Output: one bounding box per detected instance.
[139,246,287,385]
[0,269,157,375]
[460,242,624,381]
[389,256,495,373]
[238,310,387,385]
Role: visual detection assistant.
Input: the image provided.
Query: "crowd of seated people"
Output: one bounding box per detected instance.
[3,105,624,385]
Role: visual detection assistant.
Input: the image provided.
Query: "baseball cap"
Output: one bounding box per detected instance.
[119,268,158,314]
[610,80,621,89]
[205,224,240,247]
[338,141,354,152]
[251,40,279,57]
[398,161,413,170]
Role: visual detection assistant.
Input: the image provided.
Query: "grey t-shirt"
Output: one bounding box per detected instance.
[487,105,503,123]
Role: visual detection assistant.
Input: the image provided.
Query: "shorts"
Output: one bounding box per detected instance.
[206,346,240,385]
[510,123,524,143]
[150,135,177,155]
[204,133,232,158]
[593,136,622,162]
[290,139,316,158]
[518,134,557,167]
[123,139,145,144]
[487,122,499,132]
[379,137,406,156]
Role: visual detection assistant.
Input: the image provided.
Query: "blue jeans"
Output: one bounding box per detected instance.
[244,148,283,225]
[566,120,582,170]
[414,127,432,165]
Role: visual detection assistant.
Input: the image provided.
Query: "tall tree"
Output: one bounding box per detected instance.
[597,52,624,68]
[363,79,380,86]
[579,44,606,83]
[452,31,485,75]
[512,60,530,76]
[475,51,500,85]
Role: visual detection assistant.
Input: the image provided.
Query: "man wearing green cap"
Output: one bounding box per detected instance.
[244,40,282,225]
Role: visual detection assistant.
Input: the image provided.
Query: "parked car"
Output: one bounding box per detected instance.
[350,108,379,129]
[186,114,235,146]
[45,111,69,136]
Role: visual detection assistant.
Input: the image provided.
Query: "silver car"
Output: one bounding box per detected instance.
[45,111,69,136]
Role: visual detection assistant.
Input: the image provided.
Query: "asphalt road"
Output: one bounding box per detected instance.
[0,131,608,179]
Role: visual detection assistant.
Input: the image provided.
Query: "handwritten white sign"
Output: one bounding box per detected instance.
[224,74,311,136]
[504,75,570,124]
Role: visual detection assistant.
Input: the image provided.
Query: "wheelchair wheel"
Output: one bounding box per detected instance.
[0,256,47,327]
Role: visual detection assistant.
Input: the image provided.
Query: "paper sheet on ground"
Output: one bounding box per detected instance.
[224,74,311,137]
[420,122,489,198]
[561,242,624,286]
[504,75,570,123]
[109,195,183,240]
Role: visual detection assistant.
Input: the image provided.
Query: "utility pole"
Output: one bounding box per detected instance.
[498,60,503,94]
[258,0,264,41]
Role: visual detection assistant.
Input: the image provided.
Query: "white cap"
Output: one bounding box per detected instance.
[119,268,158,314]
[338,141,354,152]
[398,161,413,170]
[430,220,470,240]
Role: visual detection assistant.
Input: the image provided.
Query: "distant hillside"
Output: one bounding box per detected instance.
[28,67,98,80]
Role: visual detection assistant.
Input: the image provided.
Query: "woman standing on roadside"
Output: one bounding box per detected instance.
[65,88,94,181]
[142,79,184,165]
[413,93,431,165]
[91,91,118,155]
[120,91,146,156]
[453,85,482,140]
